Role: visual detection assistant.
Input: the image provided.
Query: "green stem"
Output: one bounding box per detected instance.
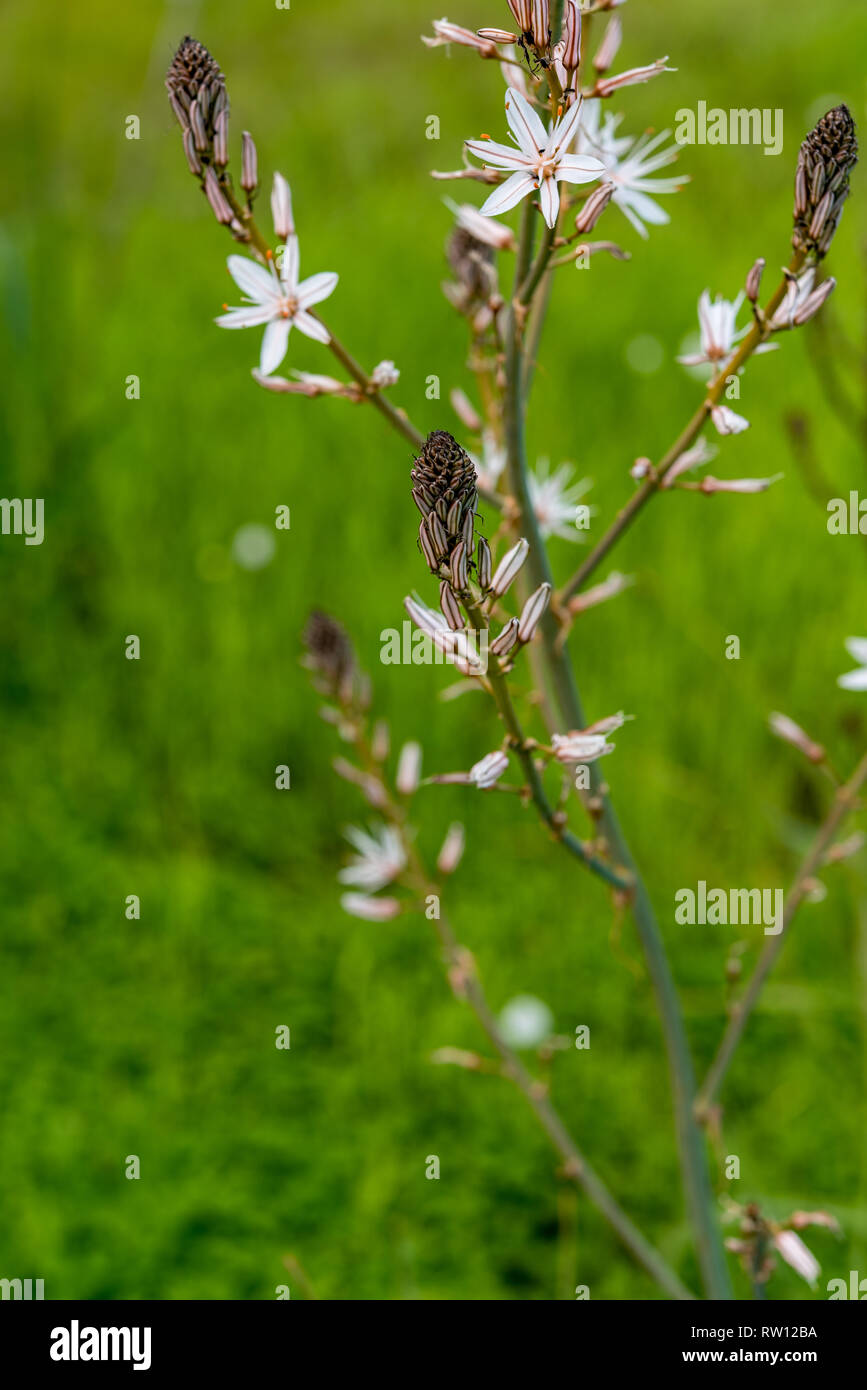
[500,203,733,1301]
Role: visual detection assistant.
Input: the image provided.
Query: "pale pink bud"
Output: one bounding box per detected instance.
[768,712,825,764]
[450,388,482,432]
[341,893,402,922]
[631,457,653,479]
[517,582,552,642]
[793,276,835,326]
[271,171,294,240]
[574,182,614,235]
[476,28,518,43]
[451,201,516,250]
[490,538,529,597]
[560,0,582,71]
[240,131,258,193]
[203,165,233,225]
[773,1231,820,1288]
[490,617,520,656]
[530,0,550,48]
[370,359,400,388]
[567,571,634,615]
[595,57,672,97]
[508,0,533,31]
[423,21,497,55]
[469,750,509,788]
[745,257,765,303]
[593,16,622,73]
[698,473,782,493]
[437,821,466,875]
[583,711,630,735]
[396,741,423,795]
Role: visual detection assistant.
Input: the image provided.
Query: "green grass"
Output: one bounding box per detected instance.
[0,0,866,1300]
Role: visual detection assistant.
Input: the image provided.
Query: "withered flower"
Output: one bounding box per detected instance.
[303,610,357,703]
[793,104,858,258]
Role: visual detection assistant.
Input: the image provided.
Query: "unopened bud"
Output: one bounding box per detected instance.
[517,582,551,642]
[745,257,765,303]
[575,182,614,234]
[440,579,464,631]
[593,15,622,73]
[203,165,233,225]
[490,538,529,597]
[476,537,492,590]
[241,131,258,193]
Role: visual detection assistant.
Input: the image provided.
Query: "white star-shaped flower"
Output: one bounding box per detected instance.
[466,88,604,229]
[216,237,338,376]
[679,289,776,371]
[338,824,407,892]
[528,458,593,542]
[577,101,685,238]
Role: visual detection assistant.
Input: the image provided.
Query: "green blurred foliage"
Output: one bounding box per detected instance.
[0,0,866,1300]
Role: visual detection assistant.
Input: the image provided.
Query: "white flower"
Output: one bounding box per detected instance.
[710,404,750,435]
[216,238,338,376]
[498,995,554,1049]
[370,359,400,388]
[338,824,407,892]
[469,750,509,788]
[578,101,685,238]
[678,291,747,367]
[471,429,508,491]
[466,87,604,229]
[551,731,614,763]
[529,458,593,542]
[679,289,777,371]
[838,638,867,691]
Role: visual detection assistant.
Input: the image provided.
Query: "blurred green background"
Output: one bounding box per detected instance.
[1,0,866,1301]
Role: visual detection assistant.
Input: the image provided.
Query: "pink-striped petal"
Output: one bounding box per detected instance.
[479,171,538,218]
[259,318,292,375]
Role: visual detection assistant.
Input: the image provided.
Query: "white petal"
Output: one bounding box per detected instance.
[259,318,292,375]
[504,86,548,156]
[546,97,584,157]
[226,255,280,304]
[538,176,560,228]
[844,637,867,665]
[296,271,339,310]
[480,171,538,218]
[216,305,278,329]
[555,154,605,185]
[465,139,534,171]
[838,667,867,691]
[294,310,331,344]
[280,236,300,294]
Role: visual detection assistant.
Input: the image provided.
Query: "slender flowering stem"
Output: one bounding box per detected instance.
[695,749,867,1122]
[463,596,632,892]
[559,252,807,603]
[500,192,734,1301]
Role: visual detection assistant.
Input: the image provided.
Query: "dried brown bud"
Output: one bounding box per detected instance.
[303,610,357,701]
[411,432,478,572]
[445,226,496,308]
[166,37,229,164]
[792,104,857,258]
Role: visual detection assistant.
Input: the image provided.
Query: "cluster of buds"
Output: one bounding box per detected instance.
[166,37,260,236]
[444,225,499,314]
[793,104,858,258]
[411,430,479,582]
